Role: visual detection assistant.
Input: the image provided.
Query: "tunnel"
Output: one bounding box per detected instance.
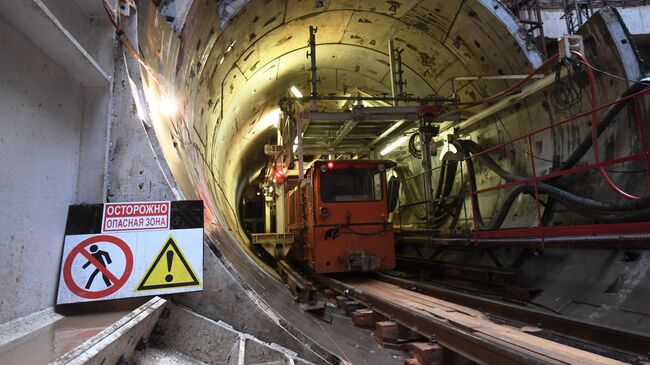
[1,0,650,364]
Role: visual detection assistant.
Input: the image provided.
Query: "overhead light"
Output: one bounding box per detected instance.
[290,86,303,98]
[380,136,408,156]
[160,94,178,116]
[254,108,281,133]
[354,99,368,107]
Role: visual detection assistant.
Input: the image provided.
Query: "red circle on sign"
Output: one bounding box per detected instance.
[63,235,134,299]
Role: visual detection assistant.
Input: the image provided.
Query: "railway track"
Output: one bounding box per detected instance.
[308,273,650,365]
[374,273,650,357]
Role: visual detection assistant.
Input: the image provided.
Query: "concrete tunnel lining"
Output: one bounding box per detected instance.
[130,0,554,361]
[131,0,650,355]
[138,0,544,240]
[124,0,568,361]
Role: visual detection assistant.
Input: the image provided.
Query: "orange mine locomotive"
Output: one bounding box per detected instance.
[287,160,396,273]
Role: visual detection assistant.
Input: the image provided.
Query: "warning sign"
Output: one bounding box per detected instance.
[102,201,170,233]
[136,236,200,291]
[62,235,133,299]
[57,200,203,304]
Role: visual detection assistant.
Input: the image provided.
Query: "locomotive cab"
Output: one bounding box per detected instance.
[288,160,396,273]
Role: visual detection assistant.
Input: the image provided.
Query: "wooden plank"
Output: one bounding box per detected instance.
[478,327,626,365]
[473,333,568,365]
[352,281,487,318]
[435,69,567,139]
[353,281,626,365]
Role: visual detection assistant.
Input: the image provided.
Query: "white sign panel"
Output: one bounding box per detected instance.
[57,228,203,304]
[102,201,170,233]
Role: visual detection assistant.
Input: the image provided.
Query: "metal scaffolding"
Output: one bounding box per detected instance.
[562,0,594,34]
[504,0,548,59]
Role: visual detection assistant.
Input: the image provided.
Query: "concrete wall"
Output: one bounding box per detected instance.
[0,1,114,324]
[0,16,84,323]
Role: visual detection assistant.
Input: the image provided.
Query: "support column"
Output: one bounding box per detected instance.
[264,192,273,233]
[276,184,286,234]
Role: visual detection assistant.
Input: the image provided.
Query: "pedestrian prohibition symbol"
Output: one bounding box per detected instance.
[62,235,134,299]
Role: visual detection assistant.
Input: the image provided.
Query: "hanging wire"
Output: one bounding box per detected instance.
[551,57,582,114]
[102,0,164,91]
[578,61,650,86]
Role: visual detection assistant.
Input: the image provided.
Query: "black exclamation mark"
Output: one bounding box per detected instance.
[165,250,174,283]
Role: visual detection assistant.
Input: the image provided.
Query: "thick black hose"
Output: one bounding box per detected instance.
[458,138,650,227]
[387,177,400,212]
[434,161,446,202]
[459,138,650,212]
[542,82,649,222]
[558,82,647,171]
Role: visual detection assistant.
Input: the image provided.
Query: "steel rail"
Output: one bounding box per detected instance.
[314,275,560,365]
[373,273,650,357]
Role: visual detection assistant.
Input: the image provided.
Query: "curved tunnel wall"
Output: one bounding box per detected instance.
[138,0,645,244]
[137,0,550,241]
[121,0,650,358]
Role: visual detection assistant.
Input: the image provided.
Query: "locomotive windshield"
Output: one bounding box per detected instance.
[320,168,383,202]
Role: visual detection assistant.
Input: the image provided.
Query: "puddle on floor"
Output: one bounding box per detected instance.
[0,310,129,365]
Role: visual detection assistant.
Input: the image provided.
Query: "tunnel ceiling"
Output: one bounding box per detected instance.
[156,0,544,233]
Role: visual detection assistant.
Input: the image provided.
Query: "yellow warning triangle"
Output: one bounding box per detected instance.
[136,235,200,291]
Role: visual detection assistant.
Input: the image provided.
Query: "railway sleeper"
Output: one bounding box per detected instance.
[335,295,364,315]
[373,321,426,347]
[278,260,331,322]
[403,342,444,365]
[351,308,387,329]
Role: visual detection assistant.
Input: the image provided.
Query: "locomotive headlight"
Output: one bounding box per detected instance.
[320,164,328,172]
[378,164,385,171]
[320,207,330,217]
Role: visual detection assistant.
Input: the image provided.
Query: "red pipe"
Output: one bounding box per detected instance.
[457,47,641,200]
[571,51,639,200]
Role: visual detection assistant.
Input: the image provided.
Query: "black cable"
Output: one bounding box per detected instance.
[551,58,582,114]
[578,61,650,86]
[408,133,421,158]
[542,81,649,223]
[387,176,401,212]
[457,140,650,228]
[434,161,446,201]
